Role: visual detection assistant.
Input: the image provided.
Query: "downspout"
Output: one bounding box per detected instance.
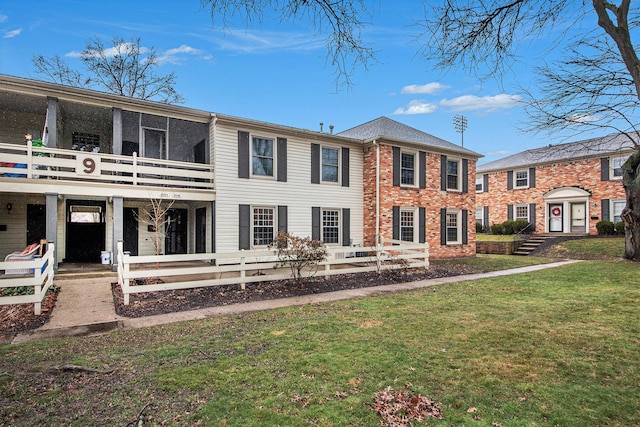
[374,140,380,246]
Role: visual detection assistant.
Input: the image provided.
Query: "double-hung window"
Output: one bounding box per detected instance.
[446,211,461,244]
[322,209,340,244]
[400,208,415,242]
[401,152,416,186]
[322,147,339,183]
[252,137,274,177]
[446,159,460,190]
[253,206,275,246]
[514,169,529,188]
[475,207,484,227]
[611,156,628,179]
[475,176,483,192]
[515,204,529,221]
[612,200,625,223]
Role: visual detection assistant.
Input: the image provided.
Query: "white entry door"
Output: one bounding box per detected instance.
[571,203,586,233]
[549,204,563,232]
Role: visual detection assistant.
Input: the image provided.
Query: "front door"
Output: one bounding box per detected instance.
[65,200,106,262]
[549,204,563,232]
[26,204,46,245]
[165,208,187,255]
[123,207,139,256]
[571,202,587,233]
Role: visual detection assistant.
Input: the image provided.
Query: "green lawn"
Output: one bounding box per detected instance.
[476,234,524,242]
[1,259,638,426]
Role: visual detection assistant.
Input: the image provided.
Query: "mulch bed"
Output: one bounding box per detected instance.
[111,265,474,318]
[0,287,59,338]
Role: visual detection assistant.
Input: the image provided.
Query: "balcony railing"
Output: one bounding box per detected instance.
[0,142,214,191]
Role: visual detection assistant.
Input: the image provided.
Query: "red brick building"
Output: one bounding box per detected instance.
[476,134,634,235]
[339,117,482,258]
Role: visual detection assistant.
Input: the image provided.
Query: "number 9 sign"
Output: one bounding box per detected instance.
[76,155,101,176]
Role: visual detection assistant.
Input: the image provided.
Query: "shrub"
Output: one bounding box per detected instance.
[501,220,515,235]
[269,231,328,281]
[615,221,626,235]
[513,219,531,233]
[596,220,615,235]
[490,223,503,235]
[476,221,484,233]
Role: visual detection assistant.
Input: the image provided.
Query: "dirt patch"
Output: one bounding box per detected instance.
[0,287,59,338]
[112,265,475,318]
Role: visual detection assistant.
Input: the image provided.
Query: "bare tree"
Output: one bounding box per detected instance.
[422,0,640,261]
[33,36,184,104]
[135,198,176,265]
[199,0,375,89]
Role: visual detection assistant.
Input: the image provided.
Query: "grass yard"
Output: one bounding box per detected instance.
[476,234,524,242]
[1,259,638,426]
[545,237,625,260]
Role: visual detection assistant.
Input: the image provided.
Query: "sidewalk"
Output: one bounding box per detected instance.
[9,260,581,344]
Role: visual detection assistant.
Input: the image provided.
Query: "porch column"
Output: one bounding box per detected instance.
[112,196,123,271]
[112,107,122,155]
[45,192,58,272]
[46,97,57,148]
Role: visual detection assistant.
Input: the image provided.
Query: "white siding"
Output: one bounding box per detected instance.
[214,123,364,253]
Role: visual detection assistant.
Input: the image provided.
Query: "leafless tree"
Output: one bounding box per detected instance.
[199,0,376,89]
[135,198,176,263]
[33,36,184,104]
[422,0,640,261]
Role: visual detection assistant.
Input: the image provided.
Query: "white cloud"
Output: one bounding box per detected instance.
[400,82,450,95]
[566,113,600,124]
[393,100,438,115]
[3,28,21,38]
[439,94,523,112]
[485,150,513,156]
[157,44,205,64]
[0,14,8,23]
[67,43,148,58]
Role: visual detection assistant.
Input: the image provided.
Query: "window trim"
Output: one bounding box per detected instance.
[514,204,529,221]
[320,145,341,184]
[611,199,626,223]
[400,150,418,187]
[475,207,484,227]
[446,158,461,191]
[399,207,418,242]
[251,205,276,248]
[250,135,276,179]
[445,209,462,245]
[475,176,483,193]
[321,208,341,245]
[514,169,529,189]
[611,156,628,180]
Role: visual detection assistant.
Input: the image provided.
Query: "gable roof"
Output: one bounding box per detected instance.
[338,116,481,158]
[477,133,637,173]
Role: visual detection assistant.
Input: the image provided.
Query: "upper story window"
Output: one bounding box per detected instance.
[514,169,529,188]
[400,208,415,242]
[401,152,416,186]
[252,137,274,177]
[322,147,340,183]
[322,209,341,244]
[611,156,628,179]
[446,159,460,191]
[143,128,167,159]
[476,176,483,192]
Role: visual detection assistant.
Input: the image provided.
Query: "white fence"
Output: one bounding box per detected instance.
[117,239,429,305]
[0,142,214,190]
[0,244,55,315]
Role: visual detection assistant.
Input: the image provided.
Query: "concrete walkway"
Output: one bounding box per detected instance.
[9,260,581,344]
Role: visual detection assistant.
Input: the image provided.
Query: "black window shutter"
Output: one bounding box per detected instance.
[602,199,610,221]
[418,207,426,243]
[507,170,513,190]
[419,151,426,189]
[392,147,401,187]
[239,204,251,249]
[440,208,447,245]
[507,205,514,221]
[462,210,468,245]
[341,147,350,187]
[529,203,536,231]
[278,205,288,233]
[483,173,489,192]
[238,131,250,179]
[277,137,287,182]
[440,155,447,191]
[342,208,350,246]
[392,206,400,240]
[601,157,610,181]
[529,167,536,188]
[462,159,469,193]
[311,143,320,184]
[483,206,489,230]
[312,207,321,240]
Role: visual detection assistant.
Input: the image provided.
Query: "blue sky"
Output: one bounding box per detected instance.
[0,0,607,163]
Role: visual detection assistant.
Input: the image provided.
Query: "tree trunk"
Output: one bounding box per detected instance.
[622,147,640,260]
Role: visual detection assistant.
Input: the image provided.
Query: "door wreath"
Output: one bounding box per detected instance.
[551,207,561,216]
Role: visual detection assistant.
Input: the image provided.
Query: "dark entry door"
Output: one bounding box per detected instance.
[165,208,187,255]
[65,200,106,262]
[124,207,139,256]
[27,204,46,245]
[196,207,206,253]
